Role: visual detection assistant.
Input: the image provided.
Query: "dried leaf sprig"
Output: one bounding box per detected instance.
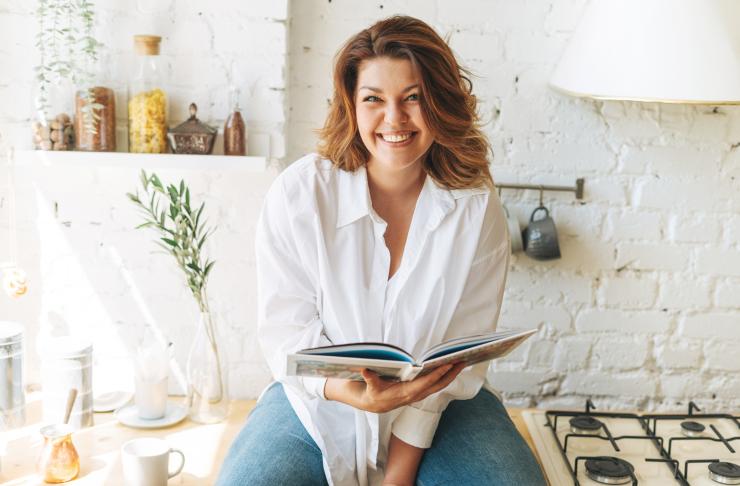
[126,170,216,314]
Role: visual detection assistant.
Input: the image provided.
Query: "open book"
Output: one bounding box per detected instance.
[287,328,537,382]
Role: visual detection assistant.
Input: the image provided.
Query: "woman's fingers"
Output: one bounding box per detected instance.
[360,368,380,386]
[402,363,453,397]
[424,362,466,396]
[408,362,466,401]
[359,363,467,412]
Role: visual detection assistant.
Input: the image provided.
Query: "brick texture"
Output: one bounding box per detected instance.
[2,0,738,410]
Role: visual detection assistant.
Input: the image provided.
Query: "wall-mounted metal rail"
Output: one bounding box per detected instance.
[494,178,585,200]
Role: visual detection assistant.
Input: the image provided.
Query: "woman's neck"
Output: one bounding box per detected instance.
[366,160,426,202]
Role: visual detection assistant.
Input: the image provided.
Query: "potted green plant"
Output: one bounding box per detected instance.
[127,171,229,423]
[33,0,107,151]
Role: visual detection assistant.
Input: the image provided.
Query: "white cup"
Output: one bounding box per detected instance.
[135,375,168,420]
[121,437,185,486]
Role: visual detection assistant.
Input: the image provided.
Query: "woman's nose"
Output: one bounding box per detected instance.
[384,102,408,126]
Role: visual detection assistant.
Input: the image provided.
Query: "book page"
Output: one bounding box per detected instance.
[297,342,414,362]
[419,328,536,371]
[287,353,410,381]
[420,328,531,362]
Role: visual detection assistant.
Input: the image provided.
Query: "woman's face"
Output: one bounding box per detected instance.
[354,57,434,173]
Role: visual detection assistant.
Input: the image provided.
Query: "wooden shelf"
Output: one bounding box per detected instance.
[12,150,268,172]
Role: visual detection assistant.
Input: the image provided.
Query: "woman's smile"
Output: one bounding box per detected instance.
[376,131,417,145]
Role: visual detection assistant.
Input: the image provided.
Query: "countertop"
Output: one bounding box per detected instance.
[1,397,539,485]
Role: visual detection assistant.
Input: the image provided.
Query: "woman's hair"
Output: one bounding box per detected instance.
[317,15,493,189]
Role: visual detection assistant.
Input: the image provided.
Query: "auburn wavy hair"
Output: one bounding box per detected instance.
[317,15,493,189]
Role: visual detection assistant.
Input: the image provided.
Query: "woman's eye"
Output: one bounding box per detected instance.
[363,96,381,102]
[406,93,419,101]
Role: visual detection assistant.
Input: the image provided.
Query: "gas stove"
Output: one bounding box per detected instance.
[522,400,740,485]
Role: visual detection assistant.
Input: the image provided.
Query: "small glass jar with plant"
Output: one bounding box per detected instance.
[127,171,229,423]
[34,0,109,151]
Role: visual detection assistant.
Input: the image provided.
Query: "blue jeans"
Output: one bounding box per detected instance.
[217,383,546,485]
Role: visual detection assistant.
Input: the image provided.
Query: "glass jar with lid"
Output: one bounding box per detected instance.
[74,54,117,152]
[128,35,167,153]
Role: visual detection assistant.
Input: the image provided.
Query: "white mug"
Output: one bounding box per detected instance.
[135,375,168,420]
[121,437,185,486]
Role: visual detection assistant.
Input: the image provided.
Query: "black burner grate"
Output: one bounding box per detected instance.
[544,400,740,485]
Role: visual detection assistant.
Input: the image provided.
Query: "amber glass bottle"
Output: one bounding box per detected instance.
[223,88,246,156]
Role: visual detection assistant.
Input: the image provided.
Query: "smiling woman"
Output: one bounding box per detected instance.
[318,15,492,190]
[216,15,545,486]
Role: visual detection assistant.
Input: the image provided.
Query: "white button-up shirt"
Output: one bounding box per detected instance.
[256,154,510,486]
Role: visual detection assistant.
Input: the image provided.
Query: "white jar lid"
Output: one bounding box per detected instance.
[41,336,93,358]
[0,321,23,345]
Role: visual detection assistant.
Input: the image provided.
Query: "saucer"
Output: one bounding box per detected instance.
[93,391,133,413]
[114,401,187,429]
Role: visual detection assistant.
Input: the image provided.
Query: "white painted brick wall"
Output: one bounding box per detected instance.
[287,0,740,409]
[680,314,740,340]
[576,309,672,334]
[591,338,649,371]
[1,0,287,399]
[654,341,703,370]
[3,0,739,410]
[658,280,712,310]
[599,276,658,309]
[696,248,740,277]
[715,281,740,308]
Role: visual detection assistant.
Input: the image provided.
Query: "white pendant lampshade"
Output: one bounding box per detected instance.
[550,0,740,104]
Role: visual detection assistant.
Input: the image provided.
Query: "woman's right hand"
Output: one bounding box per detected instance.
[324,362,466,413]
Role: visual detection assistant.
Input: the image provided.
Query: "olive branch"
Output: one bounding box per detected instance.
[126,170,216,314]
[127,170,224,403]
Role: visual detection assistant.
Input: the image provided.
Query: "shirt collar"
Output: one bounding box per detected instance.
[335,165,488,229]
[335,165,373,228]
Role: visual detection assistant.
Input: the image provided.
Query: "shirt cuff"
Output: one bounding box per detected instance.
[391,406,443,449]
[301,376,328,400]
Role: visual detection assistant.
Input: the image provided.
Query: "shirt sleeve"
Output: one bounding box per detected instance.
[256,174,331,400]
[392,194,510,448]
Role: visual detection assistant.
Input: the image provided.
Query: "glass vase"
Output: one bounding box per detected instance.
[186,312,229,423]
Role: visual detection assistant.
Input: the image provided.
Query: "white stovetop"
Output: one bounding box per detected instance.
[523,409,739,486]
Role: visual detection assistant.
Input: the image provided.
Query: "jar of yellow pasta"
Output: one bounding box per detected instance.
[128,35,168,153]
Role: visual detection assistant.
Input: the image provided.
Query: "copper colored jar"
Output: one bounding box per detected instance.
[223,109,246,156]
[74,86,116,152]
[38,424,80,483]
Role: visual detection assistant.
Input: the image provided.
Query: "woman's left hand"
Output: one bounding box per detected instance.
[325,362,466,413]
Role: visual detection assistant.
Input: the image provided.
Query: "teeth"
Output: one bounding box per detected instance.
[381,133,412,143]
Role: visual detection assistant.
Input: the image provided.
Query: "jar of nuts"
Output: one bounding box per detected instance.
[32,113,74,151]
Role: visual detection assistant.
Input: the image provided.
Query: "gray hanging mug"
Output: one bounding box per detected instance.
[522,206,561,260]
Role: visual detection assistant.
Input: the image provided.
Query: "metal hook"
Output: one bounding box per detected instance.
[538,186,544,207]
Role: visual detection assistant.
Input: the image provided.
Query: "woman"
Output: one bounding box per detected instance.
[218,15,545,486]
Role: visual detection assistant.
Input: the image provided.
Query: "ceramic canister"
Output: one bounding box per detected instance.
[0,321,25,429]
[40,337,93,429]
